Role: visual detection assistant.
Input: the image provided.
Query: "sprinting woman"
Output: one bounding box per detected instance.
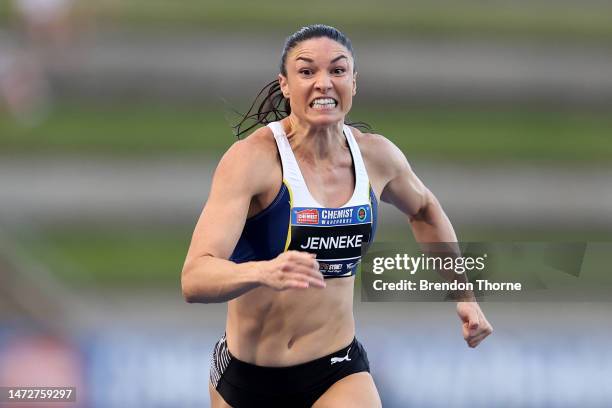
[182,24,493,408]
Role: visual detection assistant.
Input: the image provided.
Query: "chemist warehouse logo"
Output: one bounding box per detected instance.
[357,207,367,222]
[296,209,319,225]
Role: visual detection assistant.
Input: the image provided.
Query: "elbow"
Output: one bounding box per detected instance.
[181,269,197,303]
[408,207,427,224]
[181,262,208,304]
[409,189,438,225]
[181,283,198,304]
[409,204,433,226]
[181,276,213,304]
[181,259,219,304]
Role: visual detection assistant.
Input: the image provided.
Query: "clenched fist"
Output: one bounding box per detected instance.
[457,301,493,348]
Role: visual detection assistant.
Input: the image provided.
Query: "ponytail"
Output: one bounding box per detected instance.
[232,80,289,138]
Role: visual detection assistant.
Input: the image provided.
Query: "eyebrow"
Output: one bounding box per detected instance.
[295,55,348,64]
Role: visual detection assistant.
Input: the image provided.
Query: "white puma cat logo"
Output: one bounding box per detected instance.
[330,347,351,365]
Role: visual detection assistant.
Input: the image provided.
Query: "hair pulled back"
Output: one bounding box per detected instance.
[232,24,371,138]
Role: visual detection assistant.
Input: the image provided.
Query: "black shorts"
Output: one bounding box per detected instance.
[209,334,371,408]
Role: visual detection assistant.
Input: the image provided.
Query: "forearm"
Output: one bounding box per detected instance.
[181,255,262,303]
[410,197,475,301]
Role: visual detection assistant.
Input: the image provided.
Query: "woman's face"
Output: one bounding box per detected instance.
[279,37,357,128]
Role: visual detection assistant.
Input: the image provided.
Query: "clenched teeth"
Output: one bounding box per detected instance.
[310,97,337,107]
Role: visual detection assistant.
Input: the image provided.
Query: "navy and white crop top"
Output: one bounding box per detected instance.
[229,121,378,278]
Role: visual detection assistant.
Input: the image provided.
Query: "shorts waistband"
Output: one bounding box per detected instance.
[220,335,362,391]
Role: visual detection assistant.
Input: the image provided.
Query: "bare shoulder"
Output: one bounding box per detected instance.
[215,125,280,195]
[349,126,410,184]
[349,126,427,212]
[225,125,278,162]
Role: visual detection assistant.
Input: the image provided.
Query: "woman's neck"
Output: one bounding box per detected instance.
[283,115,347,162]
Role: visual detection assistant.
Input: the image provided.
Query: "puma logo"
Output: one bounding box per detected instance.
[330,347,351,365]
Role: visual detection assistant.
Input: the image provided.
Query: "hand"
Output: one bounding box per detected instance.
[456,301,493,348]
[258,250,326,291]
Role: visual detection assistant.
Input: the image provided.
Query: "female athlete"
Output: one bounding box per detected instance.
[182,24,493,408]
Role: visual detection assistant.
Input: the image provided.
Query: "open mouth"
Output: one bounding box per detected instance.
[309,97,338,109]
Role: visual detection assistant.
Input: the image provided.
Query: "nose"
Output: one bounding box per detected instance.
[314,72,333,92]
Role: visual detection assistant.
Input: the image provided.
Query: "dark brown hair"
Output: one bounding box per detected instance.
[232,24,372,138]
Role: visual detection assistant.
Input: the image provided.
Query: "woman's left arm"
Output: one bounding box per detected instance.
[370,134,494,348]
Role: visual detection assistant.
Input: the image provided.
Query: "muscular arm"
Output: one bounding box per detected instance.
[181,138,266,303]
[369,134,492,346]
[181,132,324,304]
[379,142,457,244]
[379,141,465,287]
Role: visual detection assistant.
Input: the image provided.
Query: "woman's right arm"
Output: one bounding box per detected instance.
[181,136,325,304]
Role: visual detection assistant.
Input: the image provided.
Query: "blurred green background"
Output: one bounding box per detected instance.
[1,0,611,289]
[2,2,612,407]
[3,1,612,40]
[2,106,612,161]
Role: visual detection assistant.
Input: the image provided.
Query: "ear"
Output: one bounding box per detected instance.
[278,74,290,98]
[352,71,357,96]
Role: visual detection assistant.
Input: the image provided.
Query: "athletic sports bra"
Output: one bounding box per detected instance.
[229,121,378,278]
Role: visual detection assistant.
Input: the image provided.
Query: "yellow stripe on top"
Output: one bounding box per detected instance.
[368,181,373,215]
[283,179,293,252]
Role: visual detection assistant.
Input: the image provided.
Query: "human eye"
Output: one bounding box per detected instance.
[332,67,347,75]
[299,68,313,76]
